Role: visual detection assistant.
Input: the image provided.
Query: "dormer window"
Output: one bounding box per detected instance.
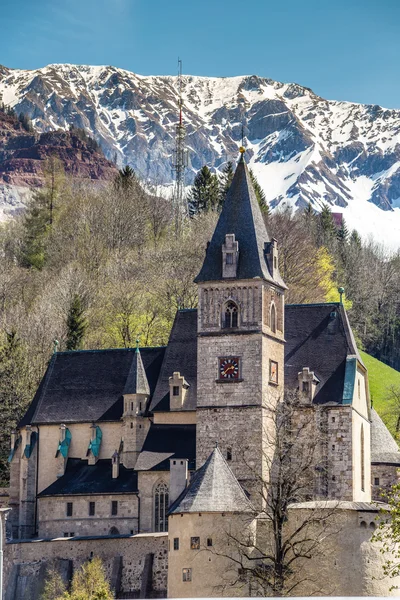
[173,386,180,397]
[223,301,238,329]
[222,234,239,278]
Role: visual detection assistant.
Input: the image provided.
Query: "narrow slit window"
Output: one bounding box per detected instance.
[89,501,95,516]
[227,447,232,461]
[173,386,180,396]
[112,500,118,516]
[226,253,233,265]
[66,502,73,517]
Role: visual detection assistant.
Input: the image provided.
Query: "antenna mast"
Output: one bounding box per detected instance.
[172,58,188,232]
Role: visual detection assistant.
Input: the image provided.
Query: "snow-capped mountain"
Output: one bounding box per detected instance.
[1,63,400,246]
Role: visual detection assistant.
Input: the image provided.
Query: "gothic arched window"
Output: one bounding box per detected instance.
[361,425,365,492]
[270,303,276,333]
[154,482,169,532]
[223,301,238,329]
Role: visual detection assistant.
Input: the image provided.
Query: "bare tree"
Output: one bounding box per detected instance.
[209,392,340,597]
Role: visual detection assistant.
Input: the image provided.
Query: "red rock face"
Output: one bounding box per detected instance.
[0,110,118,190]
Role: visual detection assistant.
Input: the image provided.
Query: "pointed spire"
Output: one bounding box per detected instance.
[123,347,150,395]
[194,152,285,287]
[169,445,254,514]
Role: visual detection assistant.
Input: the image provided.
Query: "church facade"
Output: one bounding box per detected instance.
[7,152,400,596]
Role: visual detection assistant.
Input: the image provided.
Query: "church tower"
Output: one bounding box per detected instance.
[122,346,151,469]
[194,150,286,500]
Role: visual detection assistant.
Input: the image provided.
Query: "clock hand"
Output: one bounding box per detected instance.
[223,365,235,375]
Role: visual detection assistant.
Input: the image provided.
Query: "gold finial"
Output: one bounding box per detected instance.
[239,146,245,154]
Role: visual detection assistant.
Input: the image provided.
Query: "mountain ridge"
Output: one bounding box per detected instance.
[2,63,400,246]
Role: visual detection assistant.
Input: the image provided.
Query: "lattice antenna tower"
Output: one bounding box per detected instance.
[172,58,188,231]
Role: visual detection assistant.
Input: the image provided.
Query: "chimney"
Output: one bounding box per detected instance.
[112,450,120,479]
[298,367,319,403]
[169,372,189,411]
[169,458,189,505]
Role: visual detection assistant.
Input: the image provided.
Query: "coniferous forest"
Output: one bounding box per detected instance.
[0,159,399,483]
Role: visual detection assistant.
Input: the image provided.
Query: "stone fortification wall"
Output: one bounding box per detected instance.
[5,532,167,600]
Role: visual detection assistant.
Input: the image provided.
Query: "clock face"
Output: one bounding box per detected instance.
[219,357,240,380]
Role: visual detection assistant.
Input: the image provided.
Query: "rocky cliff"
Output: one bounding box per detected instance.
[0,104,117,218]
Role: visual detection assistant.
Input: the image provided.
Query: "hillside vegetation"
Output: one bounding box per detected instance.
[361,350,400,436]
[0,162,400,482]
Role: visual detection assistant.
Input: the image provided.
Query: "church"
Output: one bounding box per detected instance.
[7,150,400,597]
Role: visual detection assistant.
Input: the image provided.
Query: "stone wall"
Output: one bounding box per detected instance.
[5,532,167,599]
[372,463,400,501]
[38,494,139,538]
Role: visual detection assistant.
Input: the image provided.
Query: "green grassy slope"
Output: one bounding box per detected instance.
[360,350,400,435]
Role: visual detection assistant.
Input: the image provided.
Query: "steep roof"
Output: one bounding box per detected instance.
[19,346,165,426]
[169,446,254,514]
[285,303,360,405]
[149,310,197,412]
[371,409,400,465]
[38,459,138,496]
[123,347,150,395]
[194,154,285,286]
[135,423,196,471]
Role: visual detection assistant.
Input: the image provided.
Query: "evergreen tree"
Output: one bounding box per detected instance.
[249,168,269,215]
[317,203,337,247]
[219,161,234,209]
[188,165,220,216]
[66,294,87,351]
[337,217,349,244]
[20,189,52,269]
[40,568,67,600]
[115,165,137,191]
[350,229,362,249]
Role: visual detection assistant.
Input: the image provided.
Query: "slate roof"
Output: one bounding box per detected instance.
[38,459,138,496]
[135,423,196,471]
[371,408,400,465]
[285,303,361,405]
[123,348,150,395]
[194,155,285,287]
[149,310,197,412]
[169,446,254,514]
[19,346,165,426]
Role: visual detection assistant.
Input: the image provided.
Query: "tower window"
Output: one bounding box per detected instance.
[173,386,180,396]
[174,537,179,550]
[182,568,192,582]
[207,538,213,547]
[154,482,169,532]
[270,303,276,333]
[227,447,232,461]
[112,501,118,516]
[89,501,95,516]
[269,360,278,384]
[223,301,238,329]
[374,477,380,486]
[131,402,134,411]
[130,422,133,429]
[191,537,200,549]
[66,502,73,517]
[226,253,233,265]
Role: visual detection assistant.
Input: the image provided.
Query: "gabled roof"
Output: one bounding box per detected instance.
[149,310,197,412]
[38,459,138,496]
[169,446,254,514]
[135,423,196,471]
[123,347,150,395]
[285,303,360,405]
[194,154,285,287]
[19,346,165,427]
[371,409,400,465]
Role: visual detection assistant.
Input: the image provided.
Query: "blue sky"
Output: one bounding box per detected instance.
[1,0,400,107]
